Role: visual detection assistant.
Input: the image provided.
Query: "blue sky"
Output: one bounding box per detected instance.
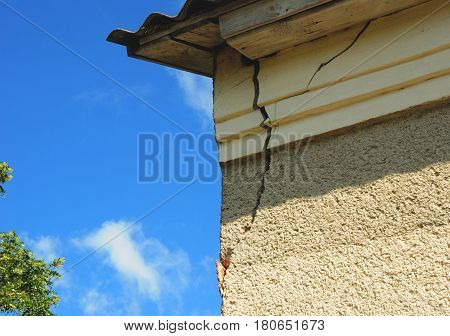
[0,0,221,315]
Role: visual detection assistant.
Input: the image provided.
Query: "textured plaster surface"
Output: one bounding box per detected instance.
[220,104,450,315]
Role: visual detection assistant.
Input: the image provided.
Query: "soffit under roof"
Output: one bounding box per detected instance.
[107,0,258,76]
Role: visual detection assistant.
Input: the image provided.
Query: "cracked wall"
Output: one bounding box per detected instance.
[305,20,372,89]
[215,0,450,161]
[219,103,450,315]
[250,59,273,226]
[213,0,450,315]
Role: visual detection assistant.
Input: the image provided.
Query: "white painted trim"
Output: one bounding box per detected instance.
[270,75,450,151]
[214,0,450,162]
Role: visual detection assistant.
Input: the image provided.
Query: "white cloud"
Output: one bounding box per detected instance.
[25,235,72,289]
[172,70,213,127]
[79,290,109,316]
[73,221,191,306]
[27,236,61,263]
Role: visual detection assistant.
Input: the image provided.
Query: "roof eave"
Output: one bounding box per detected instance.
[106,0,260,76]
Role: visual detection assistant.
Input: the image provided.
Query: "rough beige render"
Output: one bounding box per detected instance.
[220,103,450,315]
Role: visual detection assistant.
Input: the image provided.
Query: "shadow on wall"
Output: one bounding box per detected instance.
[221,100,450,223]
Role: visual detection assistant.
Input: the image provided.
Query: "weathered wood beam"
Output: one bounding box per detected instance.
[138,0,260,46]
[220,0,334,39]
[223,0,432,59]
[132,36,214,76]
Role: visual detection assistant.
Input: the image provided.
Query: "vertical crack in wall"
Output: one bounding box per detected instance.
[249,60,273,227]
[247,20,374,227]
[306,20,372,88]
[251,123,272,225]
[219,56,274,299]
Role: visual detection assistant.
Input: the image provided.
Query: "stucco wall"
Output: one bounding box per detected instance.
[219,104,450,315]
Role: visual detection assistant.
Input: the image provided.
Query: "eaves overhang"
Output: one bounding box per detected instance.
[107,0,227,46]
[107,0,259,77]
[107,0,432,77]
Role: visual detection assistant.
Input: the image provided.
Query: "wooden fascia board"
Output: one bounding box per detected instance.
[128,51,212,77]
[222,0,432,59]
[219,0,335,39]
[137,0,260,46]
[107,0,259,76]
[128,35,214,77]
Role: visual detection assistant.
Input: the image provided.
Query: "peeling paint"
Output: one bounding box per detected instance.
[215,260,226,297]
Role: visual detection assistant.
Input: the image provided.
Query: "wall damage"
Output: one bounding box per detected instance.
[215,0,450,314]
[250,60,273,227]
[306,21,372,88]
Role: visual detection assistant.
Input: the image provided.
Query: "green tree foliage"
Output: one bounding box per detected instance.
[0,162,64,315]
[0,162,13,195]
[0,232,64,315]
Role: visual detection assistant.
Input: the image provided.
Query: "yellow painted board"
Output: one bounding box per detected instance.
[267,49,450,124]
[258,0,450,107]
[270,74,450,150]
[214,46,256,122]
